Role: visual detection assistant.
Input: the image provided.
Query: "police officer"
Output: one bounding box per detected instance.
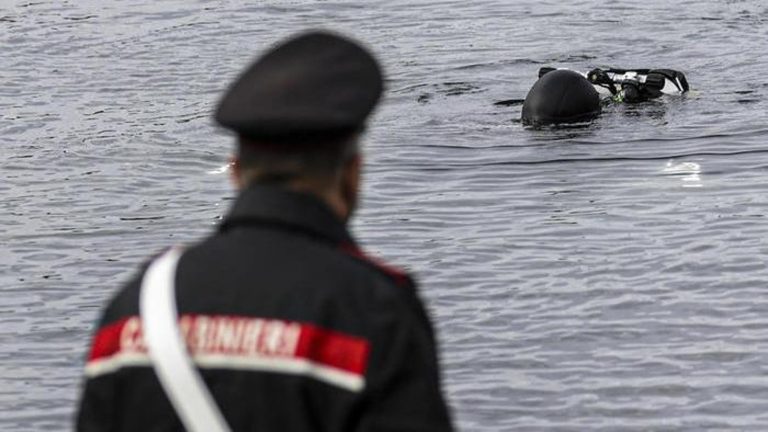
[76,30,454,431]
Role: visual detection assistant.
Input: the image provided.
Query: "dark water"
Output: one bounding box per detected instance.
[3,1,768,430]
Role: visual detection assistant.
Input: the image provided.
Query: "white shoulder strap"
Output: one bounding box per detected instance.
[139,247,232,432]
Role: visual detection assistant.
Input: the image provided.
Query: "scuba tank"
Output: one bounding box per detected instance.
[538,67,689,103]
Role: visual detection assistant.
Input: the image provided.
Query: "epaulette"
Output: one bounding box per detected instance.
[338,243,411,288]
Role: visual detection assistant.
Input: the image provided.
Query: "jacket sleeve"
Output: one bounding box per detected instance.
[355,280,454,432]
[75,316,118,432]
[74,271,145,432]
[76,374,117,432]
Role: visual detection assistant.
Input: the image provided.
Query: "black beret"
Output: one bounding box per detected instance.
[215,30,383,141]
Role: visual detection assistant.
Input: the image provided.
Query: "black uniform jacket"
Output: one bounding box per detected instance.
[76,185,454,431]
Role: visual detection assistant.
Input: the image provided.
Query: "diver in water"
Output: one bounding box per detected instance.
[520,67,689,126]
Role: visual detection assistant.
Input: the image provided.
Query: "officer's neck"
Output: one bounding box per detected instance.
[286,156,360,223]
[232,157,360,223]
[317,189,354,223]
[234,179,355,223]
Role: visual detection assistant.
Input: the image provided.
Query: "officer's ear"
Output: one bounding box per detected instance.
[229,155,243,189]
[348,153,362,182]
[340,154,362,220]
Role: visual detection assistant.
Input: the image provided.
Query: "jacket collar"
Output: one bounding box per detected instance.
[219,185,355,246]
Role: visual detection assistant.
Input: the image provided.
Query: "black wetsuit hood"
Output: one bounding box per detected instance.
[521,69,601,125]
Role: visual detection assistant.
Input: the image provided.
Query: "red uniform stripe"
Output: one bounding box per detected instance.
[86,315,370,376]
[87,317,132,362]
[295,324,370,375]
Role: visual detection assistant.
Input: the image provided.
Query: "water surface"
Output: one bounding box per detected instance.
[2,1,768,430]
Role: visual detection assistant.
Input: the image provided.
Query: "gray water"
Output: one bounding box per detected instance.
[3,0,768,430]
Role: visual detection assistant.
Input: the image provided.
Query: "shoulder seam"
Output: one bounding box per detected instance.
[337,242,411,287]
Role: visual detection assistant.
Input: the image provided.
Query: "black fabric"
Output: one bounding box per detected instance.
[215,31,383,142]
[521,69,601,125]
[76,186,453,432]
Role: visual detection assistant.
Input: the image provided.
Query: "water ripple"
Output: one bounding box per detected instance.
[4,0,768,430]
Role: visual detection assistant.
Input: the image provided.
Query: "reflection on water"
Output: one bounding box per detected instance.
[663,161,702,188]
[3,0,768,430]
